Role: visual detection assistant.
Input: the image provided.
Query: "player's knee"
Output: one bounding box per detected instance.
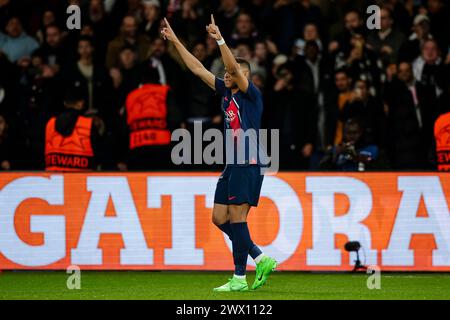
[212,214,226,226]
[228,204,249,223]
[228,211,247,223]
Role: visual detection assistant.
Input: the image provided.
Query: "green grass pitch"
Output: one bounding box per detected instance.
[0,271,449,300]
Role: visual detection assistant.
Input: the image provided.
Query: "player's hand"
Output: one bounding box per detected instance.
[161,18,179,43]
[206,14,222,41]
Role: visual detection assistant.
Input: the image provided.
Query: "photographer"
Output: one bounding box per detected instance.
[320,118,384,171]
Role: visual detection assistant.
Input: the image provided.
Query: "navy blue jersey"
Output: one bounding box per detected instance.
[215,78,264,166]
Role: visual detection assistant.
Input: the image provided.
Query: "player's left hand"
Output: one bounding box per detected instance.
[206,14,222,41]
[161,18,179,43]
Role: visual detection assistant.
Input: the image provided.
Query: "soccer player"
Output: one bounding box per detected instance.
[161,15,277,292]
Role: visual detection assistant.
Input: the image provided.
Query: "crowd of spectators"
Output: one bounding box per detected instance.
[0,0,449,171]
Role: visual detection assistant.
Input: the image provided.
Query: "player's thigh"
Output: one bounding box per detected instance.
[212,203,229,226]
[213,166,231,206]
[228,203,250,223]
[228,166,264,207]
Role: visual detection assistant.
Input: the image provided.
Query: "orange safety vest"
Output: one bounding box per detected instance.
[126,84,171,149]
[434,112,450,171]
[45,116,94,171]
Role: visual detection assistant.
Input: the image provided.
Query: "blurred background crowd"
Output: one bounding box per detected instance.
[0,0,449,171]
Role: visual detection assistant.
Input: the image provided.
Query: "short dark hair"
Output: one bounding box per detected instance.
[46,23,60,32]
[335,67,350,77]
[345,9,362,19]
[235,57,251,73]
[78,35,94,47]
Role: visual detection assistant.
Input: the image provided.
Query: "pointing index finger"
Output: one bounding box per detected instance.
[164,17,171,28]
[211,14,215,26]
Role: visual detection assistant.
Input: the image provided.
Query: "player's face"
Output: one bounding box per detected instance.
[224,71,236,89]
[224,65,249,89]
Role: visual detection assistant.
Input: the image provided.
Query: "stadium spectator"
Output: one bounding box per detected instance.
[399,14,433,63]
[63,36,113,122]
[185,41,221,123]
[229,12,258,47]
[141,0,162,41]
[293,23,323,56]
[367,7,406,66]
[335,32,383,95]
[252,40,277,82]
[33,24,72,73]
[86,0,114,61]
[240,0,271,33]
[412,39,446,96]
[295,0,323,41]
[170,0,208,48]
[294,41,335,160]
[106,15,150,68]
[110,45,141,107]
[328,9,364,55]
[340,79,386,146]
[426,0,449,52]
[267,62,315,169]
[332,68,353,146]
[268,0,298,54]
[0,16,39,63]
[215,0,240,42]
[384,61,437,169]
[35,10,57,44]
[383,0,413,36]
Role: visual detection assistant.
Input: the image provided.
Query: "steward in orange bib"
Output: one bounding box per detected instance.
[45,88,101,171]
[125,67,181,170]
[434,111,450,171]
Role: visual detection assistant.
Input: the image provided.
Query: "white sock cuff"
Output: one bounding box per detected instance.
[254,253,266,264]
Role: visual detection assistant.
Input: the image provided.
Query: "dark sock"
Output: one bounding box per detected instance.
[249,245,263,260]
[218,222,262,260]
[218,222,233,240]
[230,222,252,276]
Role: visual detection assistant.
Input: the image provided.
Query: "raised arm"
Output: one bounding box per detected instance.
[161,18,215,90]
[206,15,249,93]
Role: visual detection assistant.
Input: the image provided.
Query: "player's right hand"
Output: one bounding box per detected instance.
[206,14,222,41]
[161,18,178,43]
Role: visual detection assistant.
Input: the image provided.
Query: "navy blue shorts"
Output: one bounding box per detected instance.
[214,165,264,207]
